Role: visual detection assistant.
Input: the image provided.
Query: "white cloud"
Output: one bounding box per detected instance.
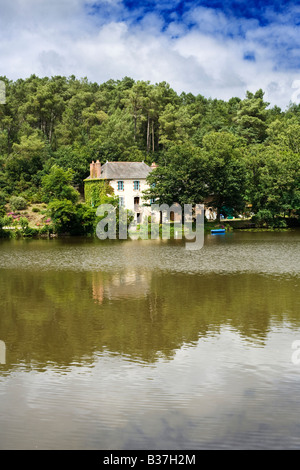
[0,0,299,109]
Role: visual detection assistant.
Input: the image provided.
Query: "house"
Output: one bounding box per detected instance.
[84,160,157,222]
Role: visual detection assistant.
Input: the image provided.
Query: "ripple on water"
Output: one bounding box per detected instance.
[0,233,299,276]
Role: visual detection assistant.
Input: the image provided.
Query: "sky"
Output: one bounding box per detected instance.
[1,0,300,109]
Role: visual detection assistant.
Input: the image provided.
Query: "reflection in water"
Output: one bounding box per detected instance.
[0,268,299,369]
[0,232,299,449]
[92,270,151,303]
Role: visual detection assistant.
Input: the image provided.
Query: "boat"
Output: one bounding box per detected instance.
[211,228,226,234]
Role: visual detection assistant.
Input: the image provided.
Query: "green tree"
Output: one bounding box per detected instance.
[201,132,247,220]
[144,144,207,206]
[122,81,148,143]
[5,132,46,191]
[46,199,78,234]
[158,104,192,148]
[41,165,79,203]
[9,195,27,211]
[245,144,300,218]
[266,118,300,153]
[234,89,269,144]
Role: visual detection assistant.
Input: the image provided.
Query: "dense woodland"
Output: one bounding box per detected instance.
[0,74,299,235]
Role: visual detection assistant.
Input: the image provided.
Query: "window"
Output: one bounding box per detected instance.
[119,196,125,207]
[133,180,140,191]
[118,181,124,191]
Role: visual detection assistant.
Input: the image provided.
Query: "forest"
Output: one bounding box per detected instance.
[0,74,299,236]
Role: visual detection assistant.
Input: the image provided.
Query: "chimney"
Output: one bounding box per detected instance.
[95,160,101,178]
[151,162,158,169]
[90,161,96,179]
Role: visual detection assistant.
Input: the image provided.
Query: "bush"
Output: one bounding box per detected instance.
[41,165,79,203]
[19,217,29,230]
[252,209,274,227]
[0,218,11,238]
[10,196,27,211]
[38,224,54,235]
[0,191,7,207]
[46,199,79,234]
[252,210,288,228]
[2,215,13,226]
[273,218,287,228]
[47,199,98,236]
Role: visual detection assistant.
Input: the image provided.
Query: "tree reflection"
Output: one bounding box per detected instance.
[0,268,299,372]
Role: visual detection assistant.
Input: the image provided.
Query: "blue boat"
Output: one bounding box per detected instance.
[211,228,226,234]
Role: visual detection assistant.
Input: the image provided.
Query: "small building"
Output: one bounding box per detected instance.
[84,160,157,222]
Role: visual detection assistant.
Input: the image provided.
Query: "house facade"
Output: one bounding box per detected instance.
[84,160,157,222]
[84,160,218,223]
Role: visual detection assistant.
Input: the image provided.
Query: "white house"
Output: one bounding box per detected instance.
[85,160,217,223]
[85,160,157,222]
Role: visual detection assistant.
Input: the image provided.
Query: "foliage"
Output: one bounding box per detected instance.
[245,144,300,217]
[233,89,269,144]
[46,199,100,235]
[0,190,7,207]
[84,179,115,207]
[46,199,79,234]
[9,195,27,211]
[144,144,206,206]
[41,165,79,203]
[201,132,247,219]
[0,74,299,228]
[146,134,247,220]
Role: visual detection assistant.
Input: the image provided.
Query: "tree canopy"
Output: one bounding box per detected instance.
[0,74,299,226]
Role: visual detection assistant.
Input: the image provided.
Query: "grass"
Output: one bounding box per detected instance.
[5,203,49,229]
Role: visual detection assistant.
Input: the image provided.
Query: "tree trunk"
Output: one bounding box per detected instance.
[134,114,137,142]
[152,120,155,152]
[147,115,150,153]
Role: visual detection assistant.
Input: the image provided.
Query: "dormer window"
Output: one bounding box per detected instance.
[118,181,124,191]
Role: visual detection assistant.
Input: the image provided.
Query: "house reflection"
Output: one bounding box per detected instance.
[92,270,151,304]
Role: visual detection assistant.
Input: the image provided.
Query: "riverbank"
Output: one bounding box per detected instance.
[217,217,300,231]
[1,202,299,239]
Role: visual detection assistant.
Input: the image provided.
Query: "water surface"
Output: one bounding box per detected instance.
[0,231,299,449]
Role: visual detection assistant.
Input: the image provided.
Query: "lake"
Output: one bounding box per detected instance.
[0,230,300,450]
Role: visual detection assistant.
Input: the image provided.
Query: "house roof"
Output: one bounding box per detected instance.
[86,161,154,180]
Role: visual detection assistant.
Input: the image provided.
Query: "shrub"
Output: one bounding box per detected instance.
[0,191,7,207]
[47,199,97,235]
[41,165,79,203]
[252,210,288,228]
[252,209,274,227]
[2,215,13,226]
[273,218,287,228]
[19,217,29,230]
[38,224,54,235]
[10,196,27,211]
[46,199,78,234]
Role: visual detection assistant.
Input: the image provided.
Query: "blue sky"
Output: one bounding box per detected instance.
[1,0,300,108]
